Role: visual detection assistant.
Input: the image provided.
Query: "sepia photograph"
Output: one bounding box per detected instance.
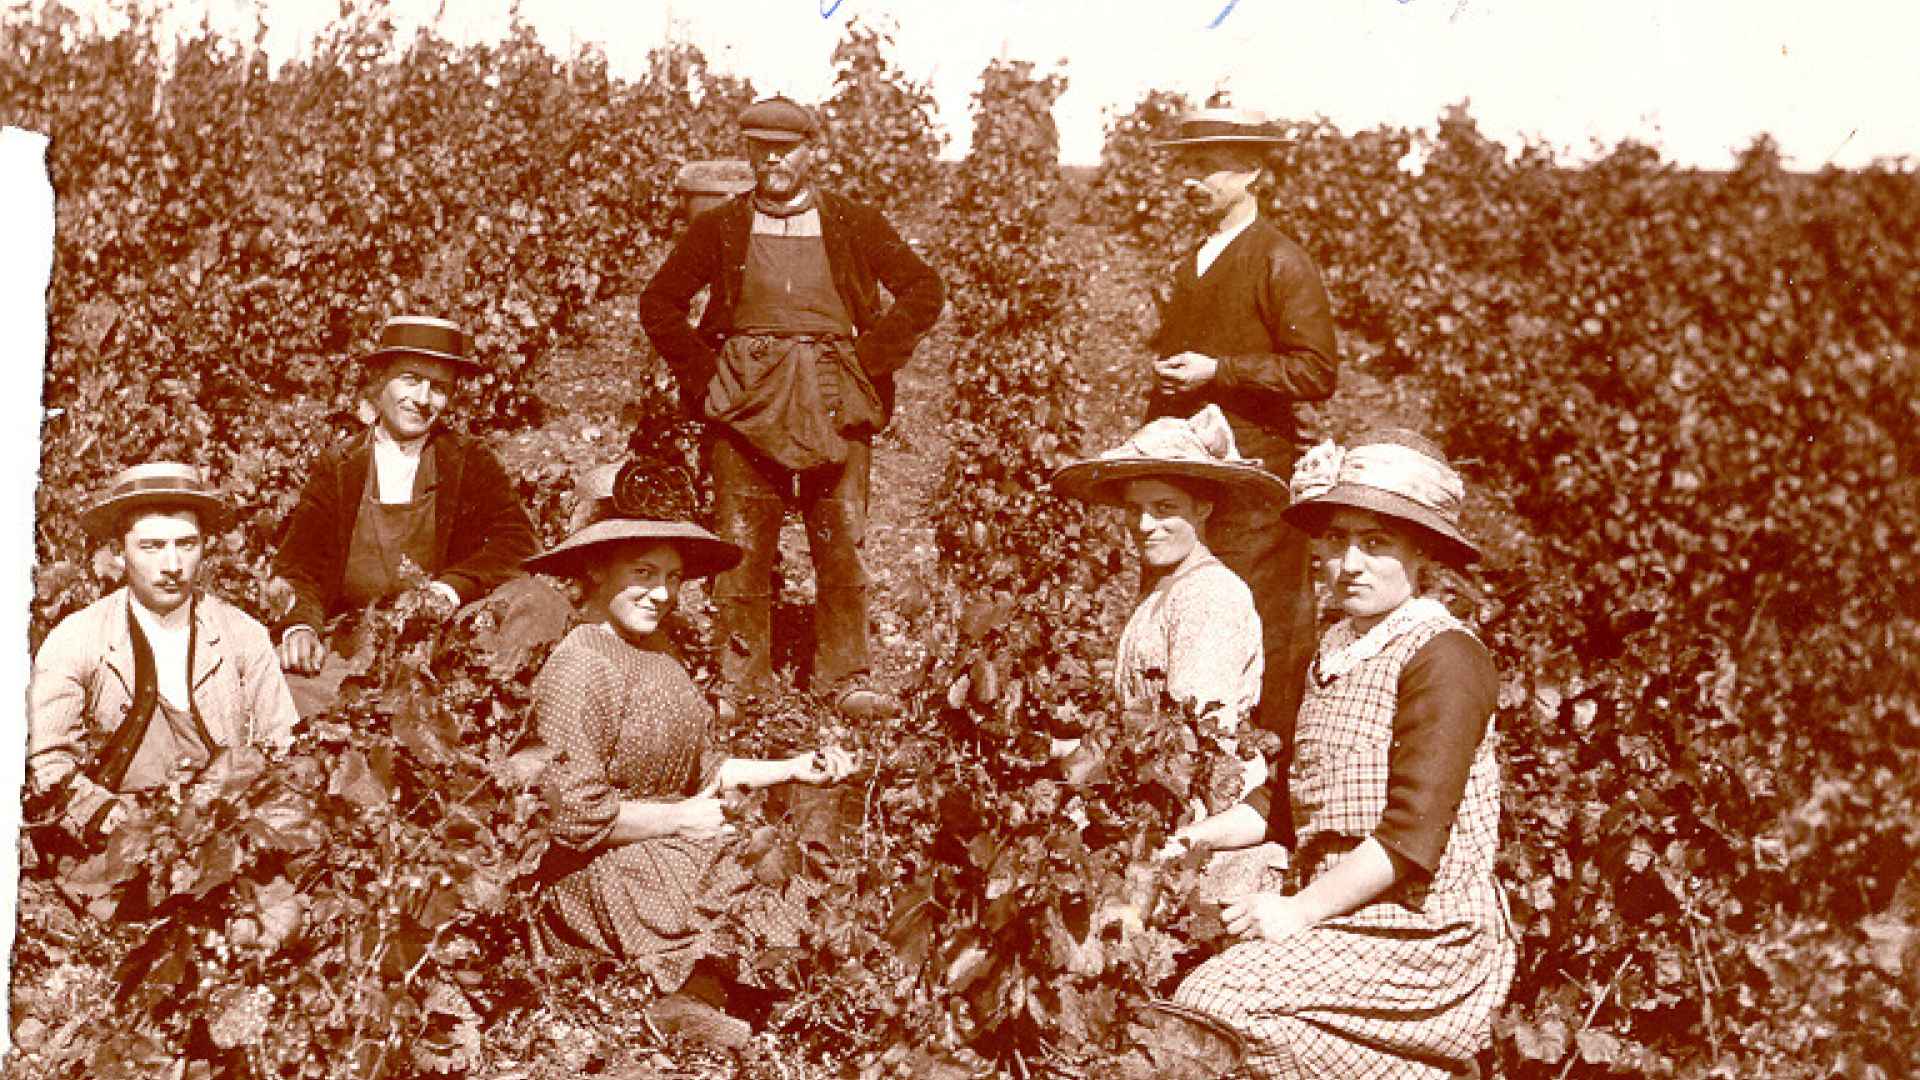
[3,1,1917,1076]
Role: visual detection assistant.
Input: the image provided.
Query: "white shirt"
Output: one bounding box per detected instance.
[128,594,193,709]
[370,423,427,504]
[1194,213,1256,278]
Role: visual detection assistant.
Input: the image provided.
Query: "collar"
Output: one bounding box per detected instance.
[127,592,193,636]
[754,186,816,218]
[1313,597,1453,683]
[371,422,430,459]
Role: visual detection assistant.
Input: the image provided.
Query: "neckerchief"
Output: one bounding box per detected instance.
[1311,597,1452,685]
[753,187,816,219]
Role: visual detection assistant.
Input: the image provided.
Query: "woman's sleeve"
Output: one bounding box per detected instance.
[1374,629,1497,876]
[1163,569,1264,728]
[533,640,621,851]
[1164,568,1268,804]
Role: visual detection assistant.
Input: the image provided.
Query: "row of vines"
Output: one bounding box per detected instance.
[1092,97,1920,1076]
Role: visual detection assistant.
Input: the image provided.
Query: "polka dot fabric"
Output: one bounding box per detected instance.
[530,623,811,991]
[1172,604,1516,1078]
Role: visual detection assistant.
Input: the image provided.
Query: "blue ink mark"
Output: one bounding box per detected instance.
[821,0,844,17]
[1209,0,1240,28]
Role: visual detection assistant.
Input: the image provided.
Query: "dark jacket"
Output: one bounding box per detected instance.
[638,189,945,425]
[1148,217,1338,471]
[271,428,538,636]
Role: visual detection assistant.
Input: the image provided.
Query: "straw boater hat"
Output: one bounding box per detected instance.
[358,315,482,372]
[79,462,230,540]
[1155,107,1289,149]
[523,459,741,582]
[1282,429,1481,566]
[1050,404,1291,508]
[738,96,820,144]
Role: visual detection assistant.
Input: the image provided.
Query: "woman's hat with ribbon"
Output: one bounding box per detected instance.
[358,314,482,372]
[1154,107,1289,148]
[1050,404,1291,507]
[523,457,742,582]
[1283,429,1480,566]
[79,462,230,540]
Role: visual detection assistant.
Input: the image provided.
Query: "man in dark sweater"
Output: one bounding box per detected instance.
[640,97,945,720]
[1149,109,1340,844]
[272,315,565,716]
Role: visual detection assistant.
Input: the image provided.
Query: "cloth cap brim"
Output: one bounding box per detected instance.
[1282,484,1481,566]
[522,519,743,581]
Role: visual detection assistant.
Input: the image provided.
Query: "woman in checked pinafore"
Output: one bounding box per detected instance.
[1172,429,1517,1079]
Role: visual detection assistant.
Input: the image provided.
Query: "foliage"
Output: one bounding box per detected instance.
[1095,93,1920,1076]
[10,588,558,1079]
[819,19,947,211]
[5,0,752,647]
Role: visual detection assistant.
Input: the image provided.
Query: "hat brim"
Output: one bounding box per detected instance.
[1282,485,1481,566]
[80,491,230,540]
[1050,457,1291,508]
[741,128,810,143]
[1154,135,1290,148]
[523,519,743,581]
[359,346,485,371]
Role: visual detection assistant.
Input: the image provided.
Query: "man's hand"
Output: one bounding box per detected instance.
[1154,351,1220,392]
[1223,891,1313,943]
[277,626,326,675]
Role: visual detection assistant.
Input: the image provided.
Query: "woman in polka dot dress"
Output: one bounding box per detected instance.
[522,460,856,991]
[1171,430,1517,1079]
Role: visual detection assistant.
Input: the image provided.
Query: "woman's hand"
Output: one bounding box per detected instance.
[663,775,734,840]
[787,746,858,785]
[1223,891,1313,943]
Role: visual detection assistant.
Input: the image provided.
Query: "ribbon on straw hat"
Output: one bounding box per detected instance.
[524,458,740,581]
[1050,404,1291,507]
[78,462,230,540]
[1283,430,1479,565]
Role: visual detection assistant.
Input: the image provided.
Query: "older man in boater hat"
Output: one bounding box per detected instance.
[28,464,299,849]
[1147,108,1340,845]
[271,314,561,715]
[639,95,945,721]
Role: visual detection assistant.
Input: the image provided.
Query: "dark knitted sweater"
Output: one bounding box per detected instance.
[1147,217,1338,471]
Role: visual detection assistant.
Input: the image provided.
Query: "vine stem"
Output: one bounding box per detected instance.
[1556,954,1632,1080]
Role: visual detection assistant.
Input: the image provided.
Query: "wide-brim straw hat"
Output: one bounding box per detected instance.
[1050,404,1291,508]
[523,518,742,581]
[1281,429,1481,566]
[523,459,741,581]
[1155,107,1289,148]
[79,462,230,540]
[358,315,482,371]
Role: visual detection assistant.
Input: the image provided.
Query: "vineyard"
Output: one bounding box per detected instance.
[6,2,1920,1078]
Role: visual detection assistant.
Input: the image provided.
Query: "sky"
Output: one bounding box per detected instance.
[52,0,1920,170]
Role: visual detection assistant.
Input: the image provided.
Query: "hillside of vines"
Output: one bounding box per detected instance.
[6,2,1918,1078]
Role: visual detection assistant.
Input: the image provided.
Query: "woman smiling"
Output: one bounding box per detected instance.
[1051,405,1289,840]
[521,459,855,989]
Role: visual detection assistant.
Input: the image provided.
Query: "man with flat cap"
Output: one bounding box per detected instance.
[1148,108,1340,845]
[640,95,945,721]
[28,463,300,851]
[271,314,563,715]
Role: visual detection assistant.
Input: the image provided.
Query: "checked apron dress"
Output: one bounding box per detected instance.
[1174,599,1517,1078]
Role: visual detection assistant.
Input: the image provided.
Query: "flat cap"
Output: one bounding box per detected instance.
[738,96,820,143]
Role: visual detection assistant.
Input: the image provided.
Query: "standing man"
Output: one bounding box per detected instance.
[1149,109,1339,845]
[28,463,299,852]
[272,314,562,715]
[640,96,945,720]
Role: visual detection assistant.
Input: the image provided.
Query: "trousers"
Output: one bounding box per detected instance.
[1206,494,1318,848]
[705,426,871,695]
